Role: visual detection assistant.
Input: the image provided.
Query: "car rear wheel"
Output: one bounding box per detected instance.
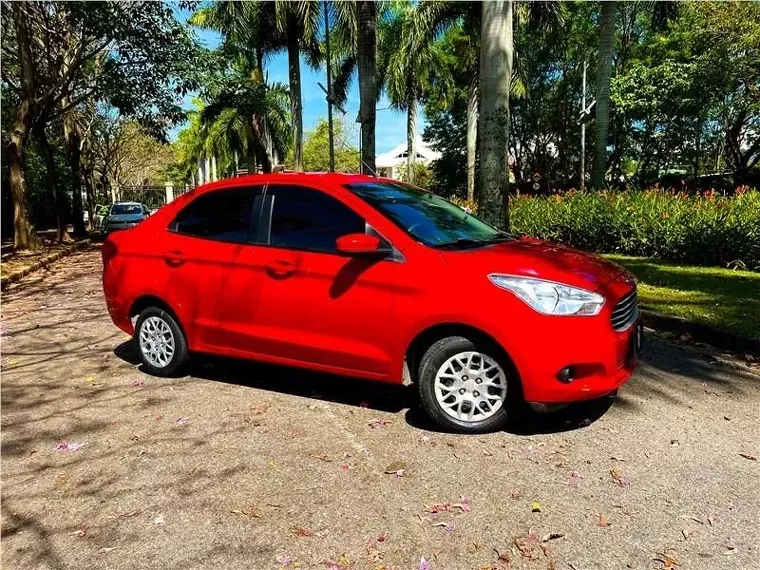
[134,307,188,376]
[418,336,511,433]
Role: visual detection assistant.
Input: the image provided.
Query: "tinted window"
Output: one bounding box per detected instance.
[172,187,258,243]
[347,181,511,248]
[269,185,365,252]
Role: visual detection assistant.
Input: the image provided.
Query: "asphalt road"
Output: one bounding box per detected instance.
[2,248,758,570]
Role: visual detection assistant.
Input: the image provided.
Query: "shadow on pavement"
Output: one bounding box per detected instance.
[115,340,618,436]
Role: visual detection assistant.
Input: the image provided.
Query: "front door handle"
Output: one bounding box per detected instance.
[164,250,185,266]
[265,259,296,277]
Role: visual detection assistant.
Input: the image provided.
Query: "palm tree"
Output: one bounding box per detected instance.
[592,1,679,188]
[413,1,562,201]
[592,0,616,189]
[477,0,512,229]
[357,1,377,175]
[200,76,291,175]
[383,3,453,184]
[192,1,321,172]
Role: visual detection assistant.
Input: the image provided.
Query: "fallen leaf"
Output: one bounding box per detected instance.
[368,418,392,428]
[723,545,736,555]
[395,468,405,478]
[428,503,453,514]
[541,532,564,542]
[231,507,261,520]
[340,463,351,472]
[98,547,118,554]
[431,521,455,532]
[132,379,144,387]
[514,531,540,559]
[511,491,521,500]
[268,459,276,469]
[531,501,542,513]
[154,515,164,525]
[384,460,406,474]
[72,527,88,538]
[419,556,431,570]
[175,417,189,424]
[55,442,84,453]
[117,510,139,519]
[309,453,332,462]
[493,547,510,562]
[610,467,631,487]
[455,495,471,513]
[739,453,757,461]
[598,514,612,527]
[293,526,315,537]
[654,551,679,568]
[276,553,294,568]
[468,542,483,554]
[55,473,70,485]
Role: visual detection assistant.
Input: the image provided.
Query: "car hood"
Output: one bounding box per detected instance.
[439,237,633,291]
[107,214,143,223]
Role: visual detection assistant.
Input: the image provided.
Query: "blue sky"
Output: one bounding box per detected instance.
[175,9,418,154]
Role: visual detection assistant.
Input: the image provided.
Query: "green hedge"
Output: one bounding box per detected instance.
[508,189,760,270]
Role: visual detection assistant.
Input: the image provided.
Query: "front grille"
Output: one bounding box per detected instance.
[610,288,639,332]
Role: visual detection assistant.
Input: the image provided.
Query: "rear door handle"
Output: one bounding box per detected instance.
[164,250,185,266]
[265,259,296,277]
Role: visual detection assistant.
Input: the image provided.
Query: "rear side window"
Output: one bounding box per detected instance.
[171,187,259,243]
[268,185,365,252]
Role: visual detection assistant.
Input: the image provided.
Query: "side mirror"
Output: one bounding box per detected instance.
[335,233,391,257]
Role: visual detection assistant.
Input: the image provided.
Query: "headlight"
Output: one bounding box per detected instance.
[488,274,605,316]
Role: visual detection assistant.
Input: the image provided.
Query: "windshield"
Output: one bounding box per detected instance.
[346,181,511,248]
[110,204,142,215]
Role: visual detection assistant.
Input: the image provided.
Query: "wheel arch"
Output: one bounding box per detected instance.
[404,322,522,390]
[129,295,187,337]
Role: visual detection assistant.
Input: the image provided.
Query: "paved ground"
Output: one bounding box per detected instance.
[2,248,758,570]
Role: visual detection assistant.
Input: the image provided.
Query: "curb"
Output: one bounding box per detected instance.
[642,309,760,357]
[1,239,92,291]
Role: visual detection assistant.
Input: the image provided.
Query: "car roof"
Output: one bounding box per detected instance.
[194,172,394,194]
[112,201,143,206]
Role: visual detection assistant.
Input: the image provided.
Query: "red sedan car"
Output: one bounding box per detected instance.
[103,173,641,433]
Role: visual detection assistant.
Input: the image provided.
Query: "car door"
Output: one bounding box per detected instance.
[239,183,399,378]
[160,185,263,351]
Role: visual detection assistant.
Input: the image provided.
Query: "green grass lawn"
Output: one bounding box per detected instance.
[603,255,760,340]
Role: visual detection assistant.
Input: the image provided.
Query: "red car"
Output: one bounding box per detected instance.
[103,174,641,433]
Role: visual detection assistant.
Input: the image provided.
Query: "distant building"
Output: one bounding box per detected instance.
[375,136,441,179]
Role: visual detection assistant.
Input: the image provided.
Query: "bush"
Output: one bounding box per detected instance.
[506,189,760,270]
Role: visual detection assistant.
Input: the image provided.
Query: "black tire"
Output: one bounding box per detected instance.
[418,336,512,433]
[134,307,189,377]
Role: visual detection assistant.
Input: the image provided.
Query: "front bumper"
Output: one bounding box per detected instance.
[502,315,642,405]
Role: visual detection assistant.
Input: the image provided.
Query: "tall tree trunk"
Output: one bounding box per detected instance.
[477,0,512,230]
[407,98,417,184]
[7,120,38,250]
[62,108,86,238]
[34,124,69,243]
[357,0,377,175]
[287,20,303,172]
[593,1,616,189]
[466,76,478,202]
[81,157,95,228]
[9,1,39,249]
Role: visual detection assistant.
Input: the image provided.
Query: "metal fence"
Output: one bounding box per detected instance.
[117,186,167,210]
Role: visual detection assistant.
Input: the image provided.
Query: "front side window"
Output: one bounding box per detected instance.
[171,187,259,243]
[347,181,512,248]
[268,185,365,253]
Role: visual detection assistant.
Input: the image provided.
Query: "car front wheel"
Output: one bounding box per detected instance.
[134,307,189,376]
[418,336,511,433]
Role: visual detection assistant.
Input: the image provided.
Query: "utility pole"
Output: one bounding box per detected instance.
[324,0,335,172]
[580,60,587,192]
